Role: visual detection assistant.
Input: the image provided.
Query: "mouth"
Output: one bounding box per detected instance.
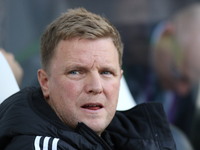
[81,103,103,110]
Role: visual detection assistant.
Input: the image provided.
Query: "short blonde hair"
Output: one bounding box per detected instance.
[41,8,123,71]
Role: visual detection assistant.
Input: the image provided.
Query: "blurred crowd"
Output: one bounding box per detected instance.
[125,3,200,150]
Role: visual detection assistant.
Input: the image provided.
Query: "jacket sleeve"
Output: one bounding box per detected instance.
[4,135,37,150]
[107,103,177,150]
[4,135,90,150]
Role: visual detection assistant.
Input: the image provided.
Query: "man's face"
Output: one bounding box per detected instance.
[38,37,122,135]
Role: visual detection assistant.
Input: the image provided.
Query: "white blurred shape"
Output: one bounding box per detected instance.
[117,76,136,111]
[0,52,19,104]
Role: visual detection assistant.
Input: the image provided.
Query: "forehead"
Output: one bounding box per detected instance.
[53,38,120,67]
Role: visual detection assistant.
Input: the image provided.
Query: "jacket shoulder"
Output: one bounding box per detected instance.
[108,102,177,150]
[0,87,38,116]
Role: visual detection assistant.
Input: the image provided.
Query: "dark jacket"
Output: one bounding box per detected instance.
[0,87,176,150]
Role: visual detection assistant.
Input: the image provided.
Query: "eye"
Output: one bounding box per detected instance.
[102,71,111,74]
[69,70,80,75]
[101,71,113,76]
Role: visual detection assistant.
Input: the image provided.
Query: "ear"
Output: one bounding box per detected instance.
[37,69,49,99]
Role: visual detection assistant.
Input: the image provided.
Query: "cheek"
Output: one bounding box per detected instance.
[49,77,79,97]
[65,83,80,98]
[105,81,120,122]
[105,81,120,103]
[59,79,83,100]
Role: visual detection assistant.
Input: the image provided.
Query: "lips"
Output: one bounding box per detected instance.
[81,103,103,110]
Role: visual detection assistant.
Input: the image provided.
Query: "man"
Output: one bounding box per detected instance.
[0,8,176,150]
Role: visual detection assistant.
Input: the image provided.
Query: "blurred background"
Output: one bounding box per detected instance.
[1,0,200,149]
[0,0,197,87]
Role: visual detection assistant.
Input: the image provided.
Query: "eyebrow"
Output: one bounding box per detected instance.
[64,62,118,72]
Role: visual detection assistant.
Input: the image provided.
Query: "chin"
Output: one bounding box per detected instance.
[85,121,107,135]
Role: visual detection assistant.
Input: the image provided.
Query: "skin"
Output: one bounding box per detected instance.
[38,37,123,136]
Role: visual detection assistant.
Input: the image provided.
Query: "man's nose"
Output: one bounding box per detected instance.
[85,72,103,94]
